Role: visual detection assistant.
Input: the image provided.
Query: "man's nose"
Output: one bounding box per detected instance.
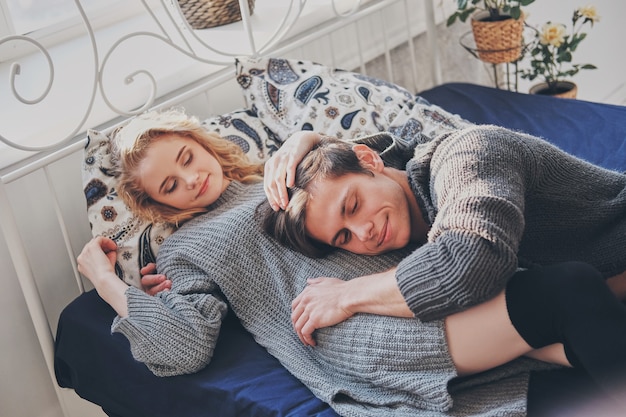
[353,221,374,242]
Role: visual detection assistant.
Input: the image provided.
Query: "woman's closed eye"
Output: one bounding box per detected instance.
[165,179,178,194]
[164,152,192,194]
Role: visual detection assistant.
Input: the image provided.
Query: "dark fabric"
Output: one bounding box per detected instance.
[505,262,626,407]
[54,289,337,417]
[55,290,617,417]
[527,368,623,417]
[418,83,626,172]
[505,263,605,350]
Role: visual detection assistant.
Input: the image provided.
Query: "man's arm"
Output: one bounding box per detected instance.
[397,126,530,321]
[291,268,412,346]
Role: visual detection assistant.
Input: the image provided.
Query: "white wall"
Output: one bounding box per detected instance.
[436,0,626,105]
[524,0,626,104]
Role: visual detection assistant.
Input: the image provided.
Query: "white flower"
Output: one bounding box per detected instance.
[578,5,600,23]
[539,22,566,47]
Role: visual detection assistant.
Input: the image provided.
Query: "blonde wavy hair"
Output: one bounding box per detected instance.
[112,108,263,225]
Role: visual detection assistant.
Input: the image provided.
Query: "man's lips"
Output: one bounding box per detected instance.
[196,176,209,198]
[377,218,389,247]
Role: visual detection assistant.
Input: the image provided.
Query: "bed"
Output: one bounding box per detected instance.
[2,1,625,417]
[54,64,626,417]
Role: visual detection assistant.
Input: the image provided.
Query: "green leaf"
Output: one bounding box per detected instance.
[559,51,573,63]
[459,9,474,22]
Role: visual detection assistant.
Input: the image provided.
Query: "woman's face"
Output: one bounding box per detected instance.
[303,171,412,255]
[137,133,228,210]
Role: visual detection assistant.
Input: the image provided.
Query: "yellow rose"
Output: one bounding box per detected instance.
[540,22,566,47]
[578,5,600,23]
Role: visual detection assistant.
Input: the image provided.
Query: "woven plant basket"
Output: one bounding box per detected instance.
[471,11,525,64]
[178,0,255,29]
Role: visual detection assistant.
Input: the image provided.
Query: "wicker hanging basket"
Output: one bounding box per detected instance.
[470,11,525,64]
[178,0,255,30]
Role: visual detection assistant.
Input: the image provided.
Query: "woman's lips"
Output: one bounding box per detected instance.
[197,176,209,198]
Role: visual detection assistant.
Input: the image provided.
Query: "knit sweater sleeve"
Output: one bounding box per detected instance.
[398,126,532,321]
[111,259,228,377]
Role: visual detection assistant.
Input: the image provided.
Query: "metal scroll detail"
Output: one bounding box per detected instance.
[0,0,365,153]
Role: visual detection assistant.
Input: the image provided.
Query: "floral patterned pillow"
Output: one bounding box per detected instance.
[82,110,279,288]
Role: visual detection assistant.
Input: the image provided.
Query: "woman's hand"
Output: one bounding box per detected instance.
[77,236,130,317]
[77,236,119,287]
[140,263,172,295]
[264,131,322,211]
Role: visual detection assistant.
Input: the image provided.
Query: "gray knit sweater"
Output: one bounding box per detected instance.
[111,181,546,417]
[398,124,626,321]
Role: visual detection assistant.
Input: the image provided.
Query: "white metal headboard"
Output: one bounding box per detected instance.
[0,1,442,415]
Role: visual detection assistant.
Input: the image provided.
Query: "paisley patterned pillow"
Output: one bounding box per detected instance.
[235,57,472,144]
[82,110,278,288]
[235,57,414,140]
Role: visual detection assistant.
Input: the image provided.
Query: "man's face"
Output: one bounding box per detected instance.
[304,171,412,255]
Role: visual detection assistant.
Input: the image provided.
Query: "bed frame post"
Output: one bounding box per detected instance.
[423,0,443,85]
[0,180,71,416]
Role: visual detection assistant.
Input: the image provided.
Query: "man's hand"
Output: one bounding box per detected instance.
[290,269,413,346]
[291,277,354,346]
[140,263,172,295]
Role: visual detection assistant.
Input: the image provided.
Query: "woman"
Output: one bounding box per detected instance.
[77,109,611,416]
[261,134,626,403]
[79,108,264,309]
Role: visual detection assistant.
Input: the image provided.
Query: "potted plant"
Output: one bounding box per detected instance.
[519,5,600,98]
[447,0,535,64]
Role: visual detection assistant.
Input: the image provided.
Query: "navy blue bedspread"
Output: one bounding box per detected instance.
[419,83,626,172]
[54,83,626,417]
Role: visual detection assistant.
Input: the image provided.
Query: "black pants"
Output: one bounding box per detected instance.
[528,367,624,417]
[506,262,626,415]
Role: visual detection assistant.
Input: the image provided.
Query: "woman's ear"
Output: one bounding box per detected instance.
[352,144,384,172]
